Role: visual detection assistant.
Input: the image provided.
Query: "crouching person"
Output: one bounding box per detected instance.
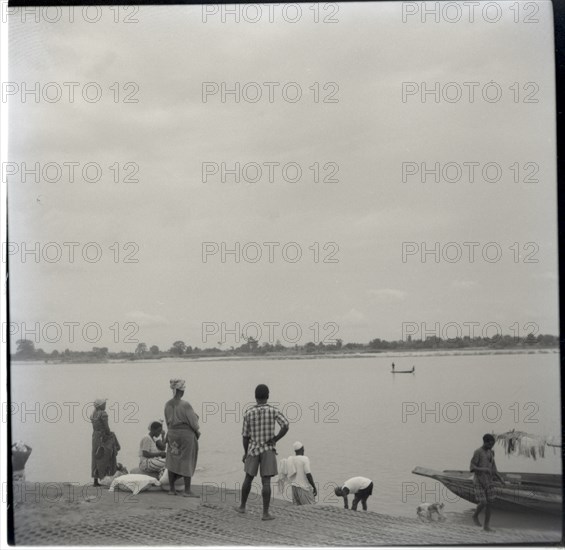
[139,421,167,475]
[334,476,373,511]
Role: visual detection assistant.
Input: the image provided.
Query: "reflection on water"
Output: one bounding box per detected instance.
[10,353,562,532]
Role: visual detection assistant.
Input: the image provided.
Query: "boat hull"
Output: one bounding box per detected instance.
[412,467,562,516]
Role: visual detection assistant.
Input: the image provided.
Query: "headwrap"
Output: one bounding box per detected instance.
[94,398,107,409]
[170,379,186,393]
[293,441,304,451]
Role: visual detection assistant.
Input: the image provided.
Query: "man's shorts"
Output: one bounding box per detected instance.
[244,450,278,477]
[474,482,496,504]
[355,482,374,499]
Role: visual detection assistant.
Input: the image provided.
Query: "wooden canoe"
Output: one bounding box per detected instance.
[412,466,562,515]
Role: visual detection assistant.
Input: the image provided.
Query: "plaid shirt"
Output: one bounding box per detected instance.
[242,404,289,457]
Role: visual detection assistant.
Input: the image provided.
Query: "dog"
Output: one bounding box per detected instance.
[417,502,446,522]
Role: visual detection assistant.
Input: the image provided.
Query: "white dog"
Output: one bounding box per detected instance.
[417,502,446,522]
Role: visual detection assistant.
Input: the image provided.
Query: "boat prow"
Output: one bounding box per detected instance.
[412,466,562,515]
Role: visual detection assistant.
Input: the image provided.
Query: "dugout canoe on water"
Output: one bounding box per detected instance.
[412,467,562,515]
[391,367,415,373]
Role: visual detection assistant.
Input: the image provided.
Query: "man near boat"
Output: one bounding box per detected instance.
[470,434,505,532]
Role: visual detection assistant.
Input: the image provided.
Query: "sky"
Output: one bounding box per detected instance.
[6,2,559,351]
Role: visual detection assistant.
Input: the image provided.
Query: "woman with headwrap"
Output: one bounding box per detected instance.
[91,398,120,487]
[164,379,201,496]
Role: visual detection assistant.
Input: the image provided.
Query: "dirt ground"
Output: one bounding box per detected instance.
[9,482,562,546]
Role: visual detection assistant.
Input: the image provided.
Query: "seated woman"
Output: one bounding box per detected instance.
[139,421,167,475]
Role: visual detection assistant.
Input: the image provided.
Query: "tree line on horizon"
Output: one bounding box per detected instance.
[11,332,559,362]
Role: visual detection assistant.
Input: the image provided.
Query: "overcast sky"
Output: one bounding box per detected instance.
[7,2,558,351]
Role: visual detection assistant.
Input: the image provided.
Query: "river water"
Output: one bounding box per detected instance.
[10,351,562,531]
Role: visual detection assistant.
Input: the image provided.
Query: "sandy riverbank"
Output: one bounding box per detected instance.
[9,482,562,546]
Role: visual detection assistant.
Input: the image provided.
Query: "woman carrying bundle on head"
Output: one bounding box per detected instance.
[91,398,120,487]
[164,379,201,497]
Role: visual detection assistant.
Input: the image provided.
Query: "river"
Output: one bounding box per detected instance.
[10,351,561,531]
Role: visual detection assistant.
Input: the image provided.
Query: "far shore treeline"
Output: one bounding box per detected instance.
[10,333,559,363]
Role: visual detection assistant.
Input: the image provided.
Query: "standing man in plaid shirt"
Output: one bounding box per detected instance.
[235,384,289,520]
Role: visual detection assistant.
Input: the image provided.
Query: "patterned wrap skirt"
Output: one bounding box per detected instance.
[166,427,198,477]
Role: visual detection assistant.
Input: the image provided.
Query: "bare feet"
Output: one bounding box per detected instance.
[262,514,275,521]
[483,526,494,533]
[472,515,481,527]
[234,506,246,514]
[182,492,200,498]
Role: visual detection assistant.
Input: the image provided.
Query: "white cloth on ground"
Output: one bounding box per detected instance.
[108,474,161,495]
[99,468,128,487]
